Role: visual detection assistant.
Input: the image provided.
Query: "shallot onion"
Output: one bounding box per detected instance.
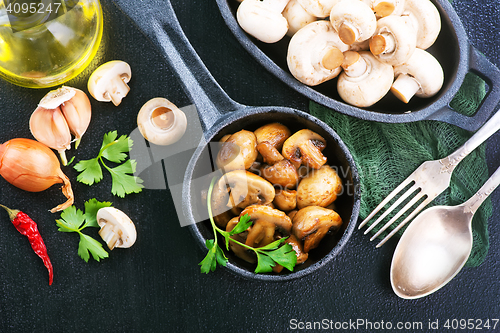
[0,138,74,213]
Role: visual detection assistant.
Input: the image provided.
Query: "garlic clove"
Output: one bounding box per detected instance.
[137,97,187,146]
[30,106,72,166]
[59,88,92,149]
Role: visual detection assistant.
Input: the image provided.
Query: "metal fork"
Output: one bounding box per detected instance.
[359,109,500,247]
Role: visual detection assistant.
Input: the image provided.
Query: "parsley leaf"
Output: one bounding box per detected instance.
[56,199,114,262]
[199,177,298,274]
[74,131,144,197]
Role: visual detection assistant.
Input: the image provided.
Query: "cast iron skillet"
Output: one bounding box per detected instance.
[217,0,500,131]
[113,0,361,281]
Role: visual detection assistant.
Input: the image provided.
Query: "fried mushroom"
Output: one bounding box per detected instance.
[296,165,342,209]
[216,130,258,172]
[218,170,275,209]
[282,129,327,169]
[292,206,342,252]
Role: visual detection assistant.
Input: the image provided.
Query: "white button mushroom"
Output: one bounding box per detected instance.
[361,0,406,18]
[282,0,317,37]
[88,60,131,106]
[369,15,417,66]
[401,0,441,50]
[330,0,377,45]
[137,97,187,146]
[391,48,444,103]
[337,51,394,107]
[236,0,290,43]
[296,0,339,18]
[287,20,349,86]
[97,207,137,250]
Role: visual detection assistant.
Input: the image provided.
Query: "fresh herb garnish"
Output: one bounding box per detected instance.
[74,131,144,197]
[56,199,113,262]
[199,177,297,274]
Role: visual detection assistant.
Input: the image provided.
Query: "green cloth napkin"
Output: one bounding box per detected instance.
[310,73,492,267]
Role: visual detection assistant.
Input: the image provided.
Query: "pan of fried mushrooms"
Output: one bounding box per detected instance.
[117,0,360,280]
[216,0,500,131]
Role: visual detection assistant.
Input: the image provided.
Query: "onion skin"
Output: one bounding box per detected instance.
[0,138,74,213]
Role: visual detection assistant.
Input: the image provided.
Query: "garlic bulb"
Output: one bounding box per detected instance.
[30,86,92,165]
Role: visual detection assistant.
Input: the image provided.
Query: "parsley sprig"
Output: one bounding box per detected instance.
[199,177,297,274]
[74,131,144,197]
[56,199,112,262]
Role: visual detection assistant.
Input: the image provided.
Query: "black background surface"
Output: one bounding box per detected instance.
[0,0,499,332]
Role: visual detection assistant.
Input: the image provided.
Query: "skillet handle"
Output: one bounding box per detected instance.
[428,45,500,132]
[112,0,243,131]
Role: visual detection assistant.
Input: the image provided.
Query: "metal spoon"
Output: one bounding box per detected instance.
[390,165,500,299]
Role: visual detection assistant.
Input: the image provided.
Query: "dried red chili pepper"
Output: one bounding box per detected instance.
[0,204,54,285]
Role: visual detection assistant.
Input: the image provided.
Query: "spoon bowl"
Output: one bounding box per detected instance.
[390,163,500,299]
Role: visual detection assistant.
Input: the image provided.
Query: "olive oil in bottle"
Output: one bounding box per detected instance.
[0,0,103,88]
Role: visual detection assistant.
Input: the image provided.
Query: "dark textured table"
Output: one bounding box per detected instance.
[0,0,499,332]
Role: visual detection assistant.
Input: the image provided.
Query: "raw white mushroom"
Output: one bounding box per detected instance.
[337,51,394,107]
[361,0,405,18]
[88,60,131,106]
[137,97,187,146]
[97,207,137,250]
[391,48,444,103]
[330,0,377,45]
[287,20,349,86]
[282,0,317,36]
[369,15,417,66]
[401,0,441,50]
[236,0,290,43]
[296,0,339,18]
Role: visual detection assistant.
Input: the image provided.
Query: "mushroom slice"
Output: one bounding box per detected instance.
[137,98,187,146]
[97,207,137,250]
[369,15,417,66]
[330,0,377,45]
[261,159,299,189]
[296,165,343,209]
[254,123,292,150]
[219,170,275,209]
[237,0,290,43]
[88,60,131,106]
[282,0,317,36]
[257,142,284,165]
[286,234,309,264]
[292,206,342,252]
[273,189,297,212]
[216,130,258,172]
[241,205,293,239]
[391,48,444,103]
[337,51,394,107]
[282,129,327,169]
[287,20,348,86]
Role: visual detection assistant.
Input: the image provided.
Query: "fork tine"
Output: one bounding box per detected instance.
[358,177,415,229]
[369,191,426,241]
[375,196,434,248]
[363,183,420,234]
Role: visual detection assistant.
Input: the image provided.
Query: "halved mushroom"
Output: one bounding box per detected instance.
[254,123,291,150]
[391,48,444,103]
[330,0,377,45]
[226,217,256,263]
[286,234,309,264]
[292,206,342,252]
[296,165,342,209]
[211,179,236,228]
[282,129,327,169]
[216,130,258,172]
[261,159,299,189]
[283,0,317,37]
[256,142,284,165]
[96,207,137,250]
[88,60,131,106]
[241,205,293,248]
[237,0,290,43]
[287,20,349,86]
[218,170,275,209]
[273,189,297,211]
